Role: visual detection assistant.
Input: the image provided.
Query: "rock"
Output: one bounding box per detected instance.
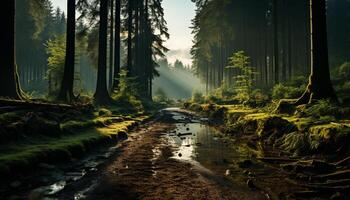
[246,179,256,189]
[330,192,347,200]
[38,163,56,170]
[238,160,253,168]
[257,116,297,139]
[248,172,255,177]
[225,169,231,176]
[117,131,128,140]
[274,99,296,115]
[10,181,21,188]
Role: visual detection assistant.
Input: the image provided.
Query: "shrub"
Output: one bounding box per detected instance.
[271,84,304,100]
[337,62,350,79]
[153,88,168,103]
[304,99,339,119]
[192,90,205,103]
[226,51,257,103]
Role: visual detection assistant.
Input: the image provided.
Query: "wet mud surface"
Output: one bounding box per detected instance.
[3,108,341,200]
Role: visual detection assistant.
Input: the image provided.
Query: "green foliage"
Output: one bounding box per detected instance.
[271,84,303,100]
[226,51,257,103]
[302,100,339,119]
[112,70,144,113]
[153,88,168,103]
[46,34,66,95]
[337,62,350,78]
[191,90,205,103]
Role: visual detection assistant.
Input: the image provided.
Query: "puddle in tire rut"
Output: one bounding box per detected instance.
[161,108,303,199]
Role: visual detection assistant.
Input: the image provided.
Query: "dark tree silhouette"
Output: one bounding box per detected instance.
[0,0,23,99]
[296,0,337,104]
[112,0,121,91]
[57,0,76,102]
[127,0,133,75]
[94,0,111,104]
[108,0,114,92]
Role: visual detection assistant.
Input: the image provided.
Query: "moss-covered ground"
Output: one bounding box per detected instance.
[184,102,350,157]
[0,105,152,178]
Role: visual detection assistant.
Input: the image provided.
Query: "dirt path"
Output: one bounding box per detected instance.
[57,121,266,200]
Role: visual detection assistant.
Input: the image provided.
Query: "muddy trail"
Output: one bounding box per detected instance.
[2,108,335,200]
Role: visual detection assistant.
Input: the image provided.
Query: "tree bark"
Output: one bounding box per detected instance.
[57,0,76,102]
[127,0,133,76]
[112,0,121,91]
[108,0,114,92]
[273,0,279,84]
[295,0,337,104]
[0,0,23,99]
[94,0,111,105]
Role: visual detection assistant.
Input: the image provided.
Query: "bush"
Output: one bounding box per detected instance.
[191,90,205,103]
[153,88,168,103]
[303,99,339,119]
[337,62,350,79]
[271,83,304,100]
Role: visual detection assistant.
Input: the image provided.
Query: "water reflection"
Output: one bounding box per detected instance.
[167,120,249,173]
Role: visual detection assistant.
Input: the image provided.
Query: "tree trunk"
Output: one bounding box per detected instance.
[296,0,337,104]
[108,0,114,92]
[57,0,75,102]
[112,0,121,91]
[0,0,23,100]
[94,0,111,105]
[273,0,279,84]
[127,0,133,76]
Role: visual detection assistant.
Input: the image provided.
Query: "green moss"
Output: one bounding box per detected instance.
[0,115,145,177]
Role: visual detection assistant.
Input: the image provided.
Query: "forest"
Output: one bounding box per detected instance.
[0,0,350,199]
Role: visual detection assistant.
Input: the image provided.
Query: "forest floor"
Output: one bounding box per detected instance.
[56,121,266,200]
[0,101,153,186]
[2,102,350,199]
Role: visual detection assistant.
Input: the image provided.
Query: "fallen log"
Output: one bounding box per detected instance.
[257,157,299,163]
[308,179,350,187]
[313,169,350,181]
[0,99,91,112]
[333,156,350,167]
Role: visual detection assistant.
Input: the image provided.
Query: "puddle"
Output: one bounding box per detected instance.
[163,108,258,176]
[29,181,66,197]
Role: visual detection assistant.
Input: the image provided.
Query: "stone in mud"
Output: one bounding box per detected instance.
[330,192,348,200]
[118,131,128,140]
[256,116,297,139]
[274,99,296,115]
[10,181,21,188]
[246,179,256,189]
[238,160,253,168]
[38,163,56,170]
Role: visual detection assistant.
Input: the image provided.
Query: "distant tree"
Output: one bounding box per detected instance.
[112,0,121,91]
[174,59,185,69]
[57,0,76,102]
[0,0,23,99]
[126,0,133,76]
[46,35,66,96]
[94,0,111,104]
